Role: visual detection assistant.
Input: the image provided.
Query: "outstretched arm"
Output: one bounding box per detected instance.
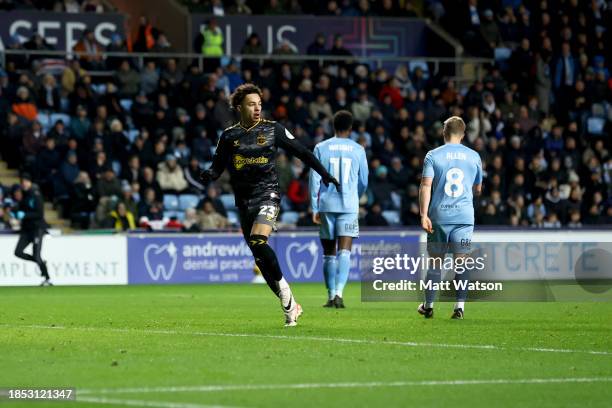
[274,123,340,191]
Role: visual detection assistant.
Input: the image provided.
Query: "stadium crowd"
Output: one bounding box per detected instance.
[0,0,610,231]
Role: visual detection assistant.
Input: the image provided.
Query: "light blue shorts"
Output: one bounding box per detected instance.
[319,212,359,240]
[427,223,474,254]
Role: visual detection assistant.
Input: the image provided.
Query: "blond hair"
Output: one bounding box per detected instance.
[443,116,466,139]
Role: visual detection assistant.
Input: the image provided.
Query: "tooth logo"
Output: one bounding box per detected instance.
[144,242,178,281]
[285,240,318,279]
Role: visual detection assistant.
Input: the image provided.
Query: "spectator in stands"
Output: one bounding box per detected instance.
[182,208,201,232]
[12,87,38,122]
[156,154,188,194]
[110,202,136,231]
[140,61,159,96]
[365,202,389,226]
[197,198,228,229]
[184,156,205,193]
[73,29,104,70]
[120,183,139,217]
[133,16,156,53]
[115,60,140,98]
[140,166,163,201]
[70,171,95,229]
[97,167,122,199]
[138,187,162,220]
[200,18,224,72]
[240,33,264,73]
[38,74,61,112]
[57,150,80,198]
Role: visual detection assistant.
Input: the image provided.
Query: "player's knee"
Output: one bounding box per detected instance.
[248,234,270,256]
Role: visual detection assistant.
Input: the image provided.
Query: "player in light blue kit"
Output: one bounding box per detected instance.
[310,111,368,308]
[418,116,482,319]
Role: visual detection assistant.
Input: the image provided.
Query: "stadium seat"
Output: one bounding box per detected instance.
[220,194,236,211]
[163,195,180,211]
[226,210,239,226]
[179,194,200,210]
[391,191,402,210]
[50,113,71,127]
[127,129,140,143]
[120,99,133,112]
[280,211,299,225]
[382,210,401,226]
[36,113,51,131]
[91,84,106,94]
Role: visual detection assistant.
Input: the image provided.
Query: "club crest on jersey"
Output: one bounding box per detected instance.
[256,133,266,145]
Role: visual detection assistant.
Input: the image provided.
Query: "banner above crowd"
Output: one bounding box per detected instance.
[191,15,454,59]
[0,11,125,53]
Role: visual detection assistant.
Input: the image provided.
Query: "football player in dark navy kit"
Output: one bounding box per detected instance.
[200,83,340,326]
[14,173,52,286]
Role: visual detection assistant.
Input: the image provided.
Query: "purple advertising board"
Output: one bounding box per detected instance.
[127,232,421,285]
[0,11,125,53]
[191,15,452,58]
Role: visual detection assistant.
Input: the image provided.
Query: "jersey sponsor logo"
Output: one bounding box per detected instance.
[232,154,269,170]
[256,133,266,145]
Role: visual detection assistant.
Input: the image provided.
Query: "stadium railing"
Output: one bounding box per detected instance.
[1,49,494,84]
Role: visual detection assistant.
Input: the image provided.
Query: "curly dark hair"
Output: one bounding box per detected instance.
[229,83,263,110]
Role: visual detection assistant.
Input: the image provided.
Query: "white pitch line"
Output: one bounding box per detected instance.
[79,377,612,396]
[4,323,612,356]
[77,396,239,408]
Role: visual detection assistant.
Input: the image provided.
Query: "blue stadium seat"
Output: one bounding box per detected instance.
[179,194,200,210]
[127,129,139,143]
[36,113,51,131]
[391,191,402,210]
[163,194,179,211]
[226,210,239,226]
[382,210,401,226]
[280,211,299,225]
[219,193,236,211]
[120,99,133,112]
[50,113,71,127]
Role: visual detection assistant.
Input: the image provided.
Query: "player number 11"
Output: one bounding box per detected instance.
[329,157,352,184]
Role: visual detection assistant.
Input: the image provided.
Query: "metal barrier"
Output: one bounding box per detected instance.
[1,49,494,82]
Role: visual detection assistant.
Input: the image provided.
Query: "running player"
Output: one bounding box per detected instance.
[200,83,340,326]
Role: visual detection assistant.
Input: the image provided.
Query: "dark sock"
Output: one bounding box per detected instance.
[249,234,283,296]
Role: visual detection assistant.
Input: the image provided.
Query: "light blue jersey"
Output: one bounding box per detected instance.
[422,143,482,225]
[310,136,368,214]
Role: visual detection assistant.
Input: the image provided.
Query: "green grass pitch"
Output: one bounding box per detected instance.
[1,283,611,407]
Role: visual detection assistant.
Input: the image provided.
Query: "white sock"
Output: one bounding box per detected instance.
[455,301,465,310]
[329,291,336,301]
[336,289,343,298]
[278,278,293,308]
[425,302,434,309]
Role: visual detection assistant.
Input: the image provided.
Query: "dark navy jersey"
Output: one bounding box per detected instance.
[205,119,334,208]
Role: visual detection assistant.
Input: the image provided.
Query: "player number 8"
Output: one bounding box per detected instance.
[444,168,464,198]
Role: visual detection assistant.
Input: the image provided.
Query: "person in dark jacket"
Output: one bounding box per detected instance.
[13,173,51,285]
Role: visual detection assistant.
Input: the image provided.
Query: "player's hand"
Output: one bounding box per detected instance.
[421,215,433,234]
[323,175,341,192]
[312,212,321,225]
[199,169,212,184]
